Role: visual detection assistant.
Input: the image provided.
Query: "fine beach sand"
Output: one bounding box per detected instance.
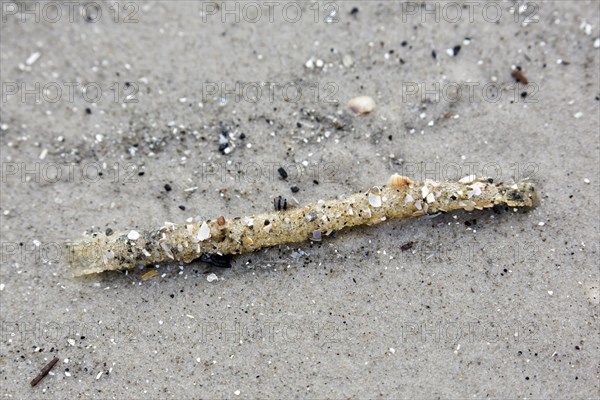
[1,1,599,398]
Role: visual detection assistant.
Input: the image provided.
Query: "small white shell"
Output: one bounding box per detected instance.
[348,96,376,115]
[368,187,382,207]
[459,175,477,184]
[197,222,211,241]
[127,230,140,240]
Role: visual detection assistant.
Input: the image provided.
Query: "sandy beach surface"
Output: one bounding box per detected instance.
[1,1,599,398]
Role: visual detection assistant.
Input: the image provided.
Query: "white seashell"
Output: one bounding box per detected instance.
[127,230,140,240]
[388,174,413,189]
[197,222,211,241]
[348,96,376,115]
[160,241,174,259]
[426,192,436,203]
[342,54,354,67]
[421,186,429,199]
[368,187,382,207]
[459,175,477,184]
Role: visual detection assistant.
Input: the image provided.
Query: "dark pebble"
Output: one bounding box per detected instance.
[164,184,172,192]
[291,186,300,193]
[278,167,288,179]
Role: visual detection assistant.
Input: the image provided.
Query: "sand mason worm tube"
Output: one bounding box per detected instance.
[67,175,538,276]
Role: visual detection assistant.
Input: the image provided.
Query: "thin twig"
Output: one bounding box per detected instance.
[30,357,59,387]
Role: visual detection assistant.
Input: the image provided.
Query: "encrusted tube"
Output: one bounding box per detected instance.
[67,175,538,276]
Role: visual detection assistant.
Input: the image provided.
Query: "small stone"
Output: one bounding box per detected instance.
[447,45,461,56]
[291,186,300,193]
[310,230,322,241]
[127,230,140,241]
[278,167,288,179]
[207,273,218,282]
[342,54,354,67]
[584,178,590,184]
[348,96,376,115]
